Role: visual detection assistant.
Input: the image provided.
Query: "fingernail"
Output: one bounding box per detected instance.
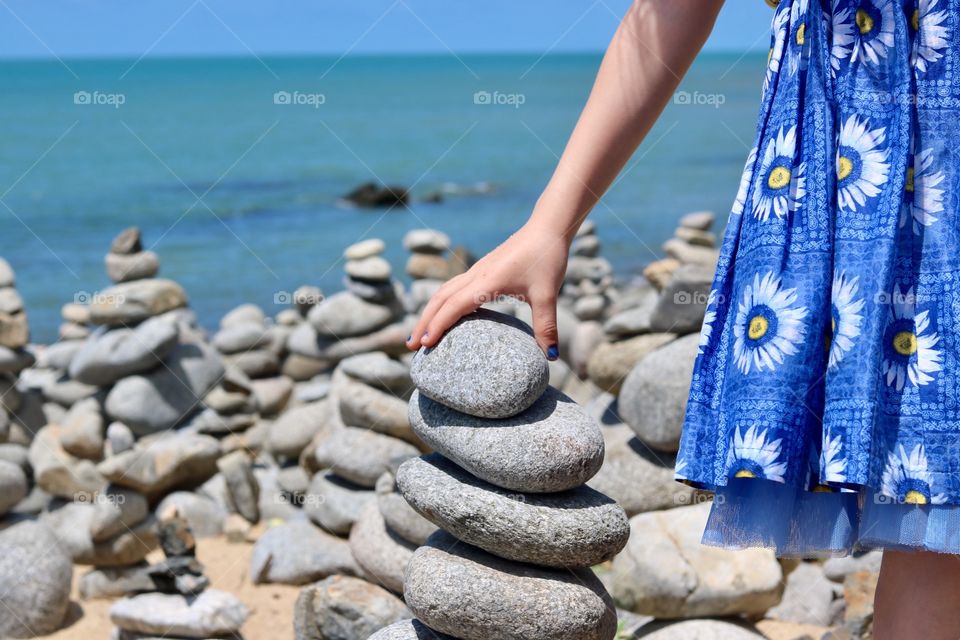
[547,344,559,361]
[406,335,412,343]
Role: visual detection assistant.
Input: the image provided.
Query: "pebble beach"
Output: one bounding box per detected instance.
[0,214,879,640]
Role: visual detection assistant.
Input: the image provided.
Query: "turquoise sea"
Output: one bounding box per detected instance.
[0,52,766,342]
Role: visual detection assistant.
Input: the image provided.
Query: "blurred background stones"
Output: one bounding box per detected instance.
[0,219,866,639]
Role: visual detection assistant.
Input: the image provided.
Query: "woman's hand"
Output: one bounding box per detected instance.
[406,220,570,360]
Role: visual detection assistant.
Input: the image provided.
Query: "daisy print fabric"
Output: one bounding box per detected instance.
[676,0,960,556]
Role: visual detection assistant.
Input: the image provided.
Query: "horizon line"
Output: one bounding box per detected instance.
[0,48,764,64]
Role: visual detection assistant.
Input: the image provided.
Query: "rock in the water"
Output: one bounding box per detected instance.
[618,334,699,452]
[304,471,375,535]
[586,333,676,395]
[376,471,438,546]
[410,308,548,419]
[0,459,28,515]
[88,278,187,325]
[105,340,224,435]
[398,454,628,567]
[109,589,248,637]
[105,251,160,283]
[98,433,221,497]
[294,575,410,640]
[313,425,420,488]
[309,291,399,338]
[610,502,783,617]
[341,182,408,208]
[348,503,416,594]
[0,521,73,638]
[405,530,617,640]
[368,619,457,640]
[250,521,360,585]
[409,387,604,493]
[68,317,179,386]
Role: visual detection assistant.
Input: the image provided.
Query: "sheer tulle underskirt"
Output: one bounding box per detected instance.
[701,478,960,558]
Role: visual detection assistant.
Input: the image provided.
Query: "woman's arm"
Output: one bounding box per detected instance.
[408,0,726,357]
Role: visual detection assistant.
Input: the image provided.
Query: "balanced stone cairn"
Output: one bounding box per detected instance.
[105,226,160,284]
[373,308,629,640]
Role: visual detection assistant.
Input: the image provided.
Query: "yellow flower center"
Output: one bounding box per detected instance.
[893,330,918,356]
[735,469,756,478]
[765,0,780,7]
[837,156,854,181]
[748,315,769,340]
[904,490,927,505]
[796,23,806,46]
[813,484,833,493]
[905,166,915,193]
[856,8,875,34]
[912,8,920,31]
[767,166,792,189]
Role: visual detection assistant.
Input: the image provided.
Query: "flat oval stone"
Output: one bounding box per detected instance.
[369,619,457,640]
[408,386,604,493]
[405,531,618,640]
[410,308,548,419]
[397,454,628,567]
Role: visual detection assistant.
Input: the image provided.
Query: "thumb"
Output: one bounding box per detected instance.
[529,293,560,361]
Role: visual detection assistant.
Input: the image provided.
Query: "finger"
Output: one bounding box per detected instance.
[529,292,560,360]
[420,290,482,348]
[407,276,467,349]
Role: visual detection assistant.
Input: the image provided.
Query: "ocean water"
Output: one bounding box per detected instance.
[0,52,766,342]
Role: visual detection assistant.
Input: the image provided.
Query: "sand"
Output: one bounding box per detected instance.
[42,534,301,640]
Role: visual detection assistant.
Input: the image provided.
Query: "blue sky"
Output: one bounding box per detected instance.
[0,1,772,59]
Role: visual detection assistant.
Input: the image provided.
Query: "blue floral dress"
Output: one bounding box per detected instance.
[675,0,960,556]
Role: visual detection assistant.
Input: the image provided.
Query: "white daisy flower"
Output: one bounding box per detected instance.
[851,0,895,66]
[752,125,807,221]
[698,289,718,355]
[731,146,758,217]
[882,284,943,390]
[828,270,865,369]
[836,115,890,212]
[880,443,947,504]
[674,458,688,480]
[786,0,810,75]
[820,429,847,484]
[830,5,856,76]
[725,425,788,482]
[733,272,809,374]
[764,4,791,95]
[912,0,950,73]
[900,147,946,234]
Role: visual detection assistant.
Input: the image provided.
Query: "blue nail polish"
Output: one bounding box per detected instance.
[406,335,412,342]
[547,345,559,361]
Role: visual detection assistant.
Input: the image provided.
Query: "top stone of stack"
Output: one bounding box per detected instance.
[105,226,160,283]
[410,308,548,419]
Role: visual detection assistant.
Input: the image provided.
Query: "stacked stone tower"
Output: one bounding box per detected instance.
[372,308,628,640]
